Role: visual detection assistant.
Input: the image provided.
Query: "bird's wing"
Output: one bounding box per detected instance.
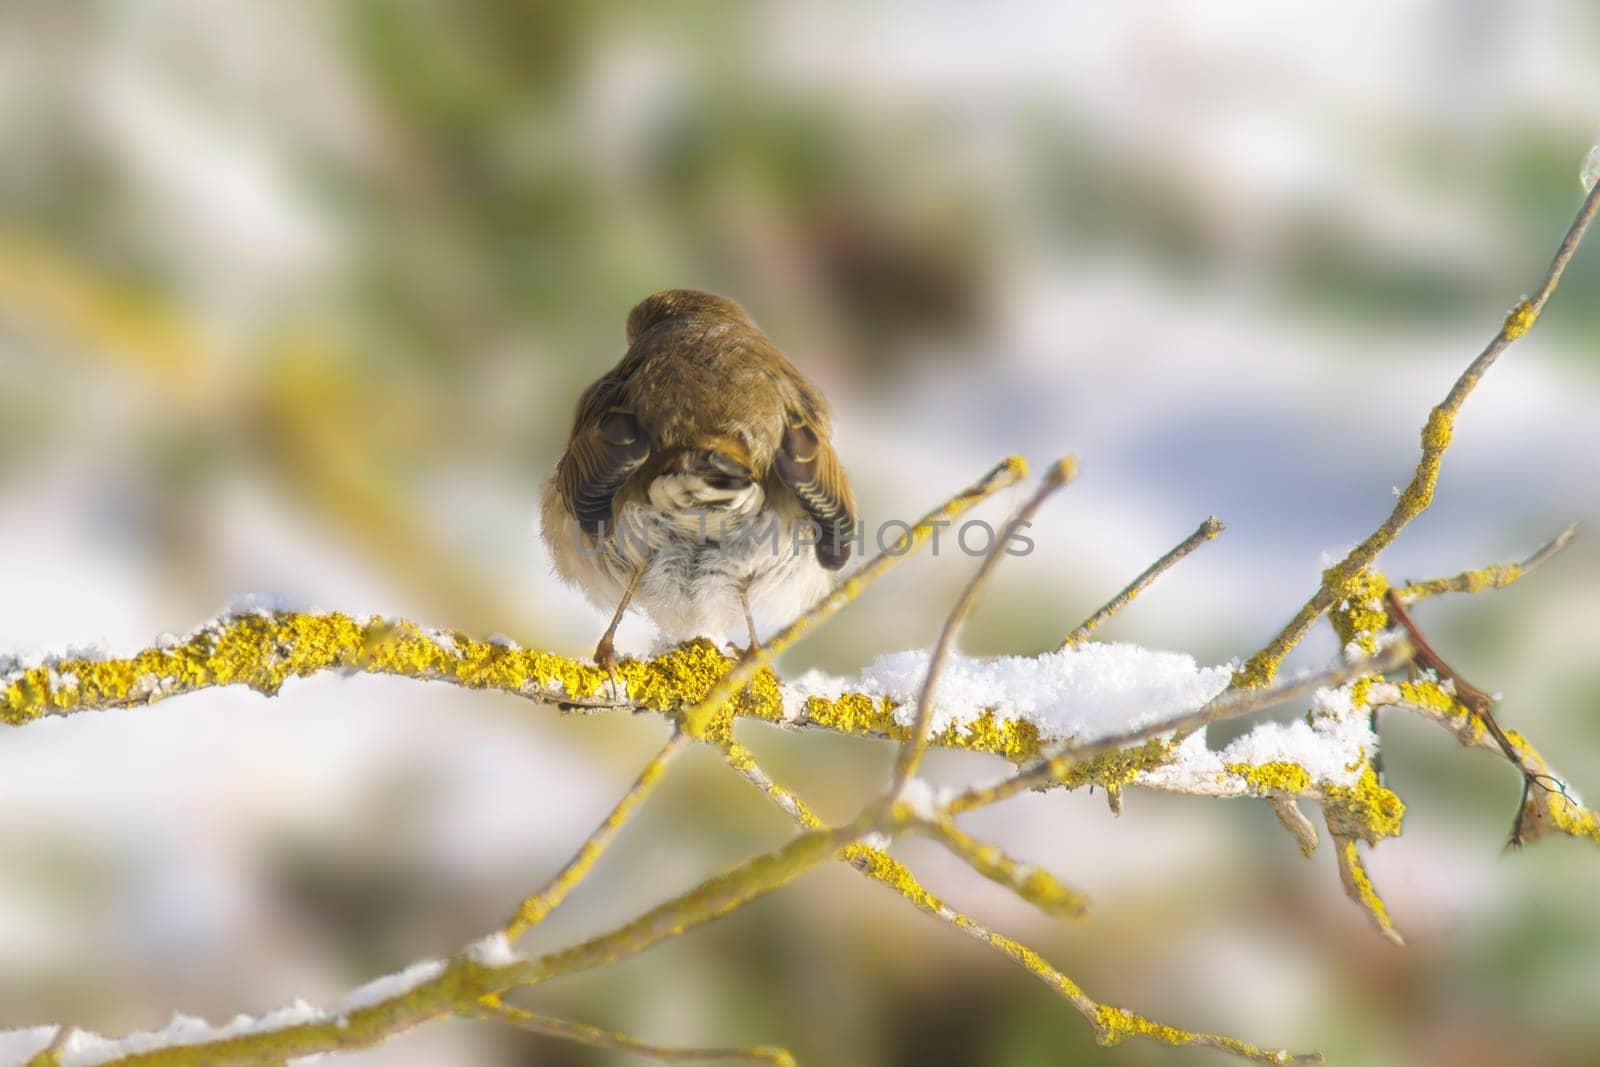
[557,375,650,537]
[774,413,856,570]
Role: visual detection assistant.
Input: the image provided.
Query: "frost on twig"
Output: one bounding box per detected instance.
[5,159,1600,1067]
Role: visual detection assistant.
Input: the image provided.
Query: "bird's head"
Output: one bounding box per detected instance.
[626,289,752,344]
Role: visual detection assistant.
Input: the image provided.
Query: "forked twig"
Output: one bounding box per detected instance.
[1062,517,1224,647]
[500,729,687,942]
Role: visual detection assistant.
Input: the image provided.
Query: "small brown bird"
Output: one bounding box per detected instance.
[541,290,856,669]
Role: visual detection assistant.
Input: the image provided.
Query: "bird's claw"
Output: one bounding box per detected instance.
[593,638,624,703]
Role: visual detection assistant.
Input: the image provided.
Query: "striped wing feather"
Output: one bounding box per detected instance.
[558,374,650,536]
[774,418,856,570]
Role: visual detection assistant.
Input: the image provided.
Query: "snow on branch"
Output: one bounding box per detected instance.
[4,155,1600,1067]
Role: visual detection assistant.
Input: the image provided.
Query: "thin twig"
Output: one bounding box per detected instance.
[1062,517,1224,647]
[682,455,1027,738]
[1394,522,1579,603]
[1235,181,1600,689]
[912,815,1089,919]
[500,729,687,943]
[1329,832,1405,946]
[889,457,1076,796]
[473,997,793,1065]
[948,641,1413,815]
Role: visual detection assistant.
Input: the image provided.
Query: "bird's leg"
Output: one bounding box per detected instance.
[594,562,647,699]
[738,576,762,656]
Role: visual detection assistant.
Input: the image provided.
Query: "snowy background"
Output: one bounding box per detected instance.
[2,3,1599,1064]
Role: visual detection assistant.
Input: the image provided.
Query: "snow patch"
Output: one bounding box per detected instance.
[463,931,519,968]
[784,643,1233,745]
[897,777,941,820]
[339,957,446,1013]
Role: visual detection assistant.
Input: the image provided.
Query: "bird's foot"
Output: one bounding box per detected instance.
[593,637,624,703]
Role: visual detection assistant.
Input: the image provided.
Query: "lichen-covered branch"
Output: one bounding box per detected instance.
[1,559,1588,1065]
[1234,181,1600,689]
[1370,678,1600,847]
[1393,522,1578,603]
[943,644,1412,818]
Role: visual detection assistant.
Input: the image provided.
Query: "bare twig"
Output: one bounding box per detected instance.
[473,997,792,1065]
[1267,796,1320,858]
[889,457,1076,796]
[1394,522,1579,603]
[500,729,687,942]
[1062,517,1224,647]
[682,455,1027,739]
[1235,182,1600,689]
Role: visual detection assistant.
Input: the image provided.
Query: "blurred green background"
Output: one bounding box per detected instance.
[2,3,1599,1065]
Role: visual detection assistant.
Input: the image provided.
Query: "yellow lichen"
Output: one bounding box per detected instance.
[1227,761,1313,795]
[1334,836,1401,945]
[842,844,944,913]
[1401,561,1523,600]
[1340,839,1387,919]
[1398,675,1462,711]
[927,818,1090,919]
[1326,568,1390,653]
[936,709,1043,764]
[1229,654,1280,692]
[1094,1005,1295,1062]
[1322,767,1405,843]
[789,692,901,738]
[1398,676,1485,742]
[1548,797,1600,843]
[1051,738,1172,792]
[1502,299,1538,341]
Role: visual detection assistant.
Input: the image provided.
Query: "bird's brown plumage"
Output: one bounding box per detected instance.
[554,289,856,569]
